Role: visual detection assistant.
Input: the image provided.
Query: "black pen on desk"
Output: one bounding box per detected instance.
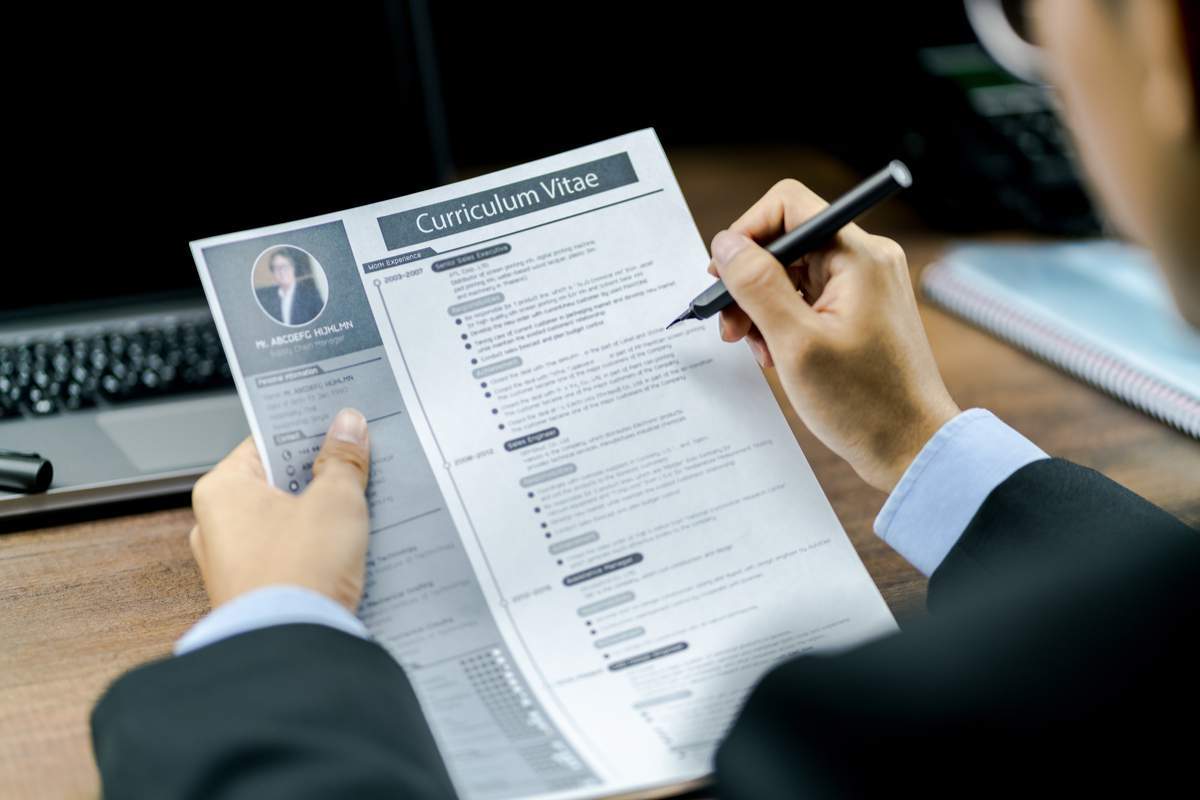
[0,449,53,493]
[666,160,912,329]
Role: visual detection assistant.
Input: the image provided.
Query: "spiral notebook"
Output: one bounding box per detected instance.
[922,241,1200,440]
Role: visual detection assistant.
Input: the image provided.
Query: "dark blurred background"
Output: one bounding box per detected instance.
[10,0,1099,313]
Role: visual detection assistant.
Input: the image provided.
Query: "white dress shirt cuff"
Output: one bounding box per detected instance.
[874,408,1048,576]
[174,585,369,656]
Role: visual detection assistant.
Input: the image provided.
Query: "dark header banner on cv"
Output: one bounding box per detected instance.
[376,152,638,250]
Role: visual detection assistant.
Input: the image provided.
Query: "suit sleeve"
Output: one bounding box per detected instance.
[928,457,1196,611]
[92,624,458,800]
[715,459,1199,798]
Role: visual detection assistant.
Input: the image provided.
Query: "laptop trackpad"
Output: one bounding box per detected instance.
[96,394,249,473]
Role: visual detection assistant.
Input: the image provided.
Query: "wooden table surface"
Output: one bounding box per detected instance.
[3,147,1198,798]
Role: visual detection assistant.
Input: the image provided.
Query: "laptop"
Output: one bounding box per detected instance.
[0,1,449,520]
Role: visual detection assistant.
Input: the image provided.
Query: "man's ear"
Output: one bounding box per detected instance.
[1134,0,1197,143]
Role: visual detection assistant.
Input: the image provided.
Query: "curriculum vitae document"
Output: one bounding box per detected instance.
[191,129,897,800]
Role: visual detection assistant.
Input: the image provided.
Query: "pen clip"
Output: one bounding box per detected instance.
[0,449,42,460]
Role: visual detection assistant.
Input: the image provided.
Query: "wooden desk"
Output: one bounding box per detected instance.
[2,147,1198,798]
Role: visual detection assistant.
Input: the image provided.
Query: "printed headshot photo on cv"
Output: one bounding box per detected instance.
[251,245,329,327]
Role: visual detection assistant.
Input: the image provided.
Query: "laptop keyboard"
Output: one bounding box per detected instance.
[0,319,233,419]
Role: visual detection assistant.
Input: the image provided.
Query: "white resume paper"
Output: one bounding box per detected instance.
[192,129,896,800]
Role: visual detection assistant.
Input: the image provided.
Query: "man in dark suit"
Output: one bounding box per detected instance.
[256,247,326,326]
[92,1,1199,797]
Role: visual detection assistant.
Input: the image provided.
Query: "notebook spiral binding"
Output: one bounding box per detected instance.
[922,259,1200,440]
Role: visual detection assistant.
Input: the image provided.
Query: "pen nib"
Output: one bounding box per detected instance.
[665,309,692,330]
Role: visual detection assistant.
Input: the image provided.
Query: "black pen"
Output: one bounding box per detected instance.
[0,449,53,493]
[666,160,912,328]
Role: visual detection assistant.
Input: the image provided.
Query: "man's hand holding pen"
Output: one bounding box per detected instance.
[707,179,959,493]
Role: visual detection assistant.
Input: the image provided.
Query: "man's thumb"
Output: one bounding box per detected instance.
[711,230,808,341]
[311,408,371,492]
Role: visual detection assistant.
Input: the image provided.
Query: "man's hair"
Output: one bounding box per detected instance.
[267,246,311,278]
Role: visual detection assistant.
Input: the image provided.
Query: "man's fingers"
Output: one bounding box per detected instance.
[718,305,754,342]
[746,328,774,369]
[188,524,207,572]
[729,178,870,250]
[730,178,825,241]
[709,261,755,340]
[309,408,372,495]
[210,437,267,481]
[710,230,813,343]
